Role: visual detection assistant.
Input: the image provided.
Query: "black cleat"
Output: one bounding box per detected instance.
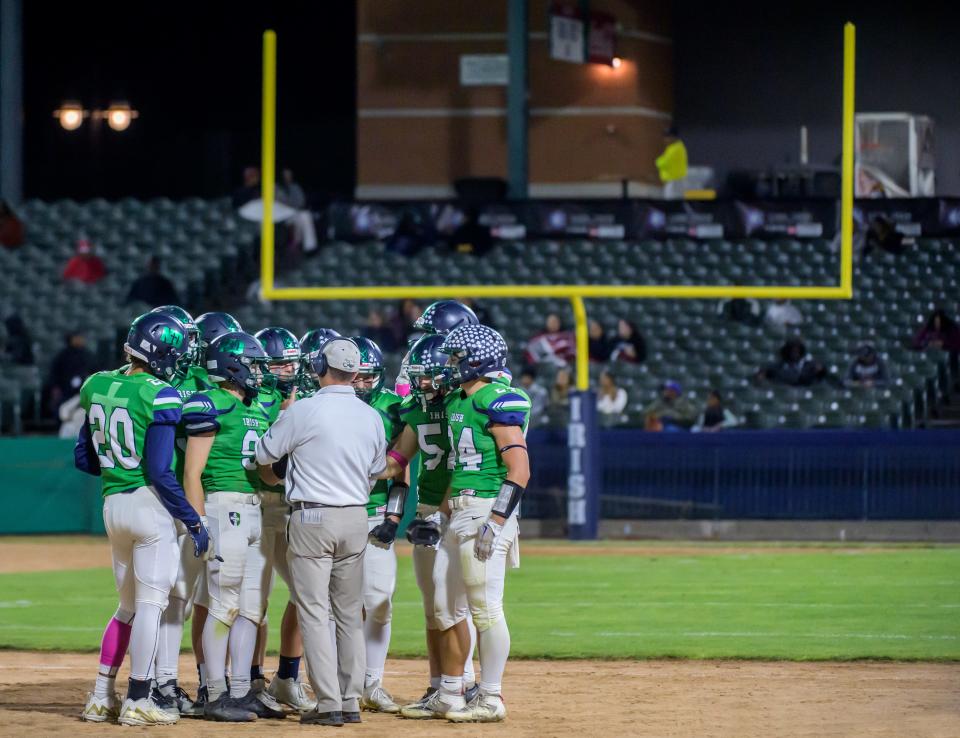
[240,689,287,720]
[301,709,344,726]
[342,711,362,723]
[464,683,480,704]
[203,692,257,722]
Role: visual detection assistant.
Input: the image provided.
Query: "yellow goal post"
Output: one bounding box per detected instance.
[258,24,856,391]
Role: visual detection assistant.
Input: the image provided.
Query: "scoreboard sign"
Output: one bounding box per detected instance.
[549,3,585,63]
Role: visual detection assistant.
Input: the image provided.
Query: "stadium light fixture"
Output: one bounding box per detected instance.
[54,102,86,131]
[98,102,138,132]
[611,56,622,69]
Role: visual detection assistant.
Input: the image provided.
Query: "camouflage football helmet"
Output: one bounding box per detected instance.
[150,305,200,363]
[298,328,341,394]
[195,312,242,364]
[255,327,301,397]
[350,336,385,403]
[406,334,448,408]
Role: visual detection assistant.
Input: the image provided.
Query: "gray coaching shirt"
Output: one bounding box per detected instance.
[254,385,387,506]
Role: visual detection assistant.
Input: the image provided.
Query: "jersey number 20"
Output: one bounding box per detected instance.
[89,403,141,470]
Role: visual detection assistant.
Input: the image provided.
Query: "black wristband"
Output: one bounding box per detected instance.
[492,479,525,519]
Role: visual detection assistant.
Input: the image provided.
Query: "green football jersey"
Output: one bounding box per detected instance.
[398,395,450,507]
[79,369,183,497]
[182,387,273,494]
[368,388,404,516]
[257,387,284,494]
[446,381,531,498]
[171,365,216,482]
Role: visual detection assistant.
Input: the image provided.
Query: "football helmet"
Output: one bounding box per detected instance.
[150,305,200,363]
[124,312,191,382]
[350,336,385,403]
[298,328,341,394]
[440,324,509,387]
[195,312,242,364]
[205,331,271,401]
[414,300,479,336]
[405,334,448,408]
[255,327,301,397]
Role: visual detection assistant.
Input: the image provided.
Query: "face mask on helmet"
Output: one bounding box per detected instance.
[352,371,384,402]
[263,359,300,397]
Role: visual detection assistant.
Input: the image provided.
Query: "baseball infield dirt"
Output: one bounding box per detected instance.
[0,652,956,738]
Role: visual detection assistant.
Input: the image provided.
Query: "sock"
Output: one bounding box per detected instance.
[251,664,265,682]
[477,617,510,696]
[127,677,151,701]
[202,615,230,688]
[429,676,441,691]
[208,678,228,702]
[129,602,163,683]
[277,654,301,681]
[228,616,258,698]
[156,596,186,683]
[440,674,462,695]
[363,619,391,686]
[464,617,478,686]
[94,611,134,697]
[197,663,208,688]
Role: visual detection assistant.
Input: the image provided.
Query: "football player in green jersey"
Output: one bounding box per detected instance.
[76,312,209,727]
[153,309,239,717]
[377,335,479,717]
[414,324,530,723]
[251,327,315,711]
[350,336,406,714]
[181,332,286,723]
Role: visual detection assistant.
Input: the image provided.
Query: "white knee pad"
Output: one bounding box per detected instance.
[432,528,468,631]
[459,534,508,633]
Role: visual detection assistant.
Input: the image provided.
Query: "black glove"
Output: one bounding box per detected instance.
[406,518,441,547]
[272,455,288,480]
[369,518,399,549]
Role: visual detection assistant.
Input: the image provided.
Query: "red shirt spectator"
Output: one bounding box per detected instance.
[63,239,106,284]
[0,200,25,249]
[525,313,576,368]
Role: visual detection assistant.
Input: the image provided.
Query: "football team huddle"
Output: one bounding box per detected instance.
[75,299,531,726]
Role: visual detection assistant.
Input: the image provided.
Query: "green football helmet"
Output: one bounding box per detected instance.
[255,327,301,397]
[195,312,242,365]
[406,334,448,408]
[150,305,200,364]
[350,336,385,403]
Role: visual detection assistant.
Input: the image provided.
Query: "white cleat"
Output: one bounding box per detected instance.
[360,681,400,714]
[267,676,316,712]
[399,689,465,720]
[117,696,180,726]
[81,692,121,723]
[446,692,507,723]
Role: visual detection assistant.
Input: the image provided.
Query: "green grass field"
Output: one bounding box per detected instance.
[1,544,958,660]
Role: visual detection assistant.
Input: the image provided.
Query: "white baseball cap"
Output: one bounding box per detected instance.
[322,337,360,372]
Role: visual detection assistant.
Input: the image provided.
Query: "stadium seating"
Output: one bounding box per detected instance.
[6,198,956,432]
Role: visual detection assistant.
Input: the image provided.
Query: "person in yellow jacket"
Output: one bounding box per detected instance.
[655,125,688,199]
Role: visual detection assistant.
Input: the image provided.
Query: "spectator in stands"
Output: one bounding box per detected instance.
[448,208,492,256]
[597,370,628,425]
[757,338,825,386]
[57,394,86,439]
[655,125,688,199]
[525,313,576,369]
[844,343,888,388]
[863,215,905,256]
[46,330,96,414]
[62,238,106,285]
[717,296,762,325]
[764,299,803,334]
[125,255,180,307]
[278,168,318,255]
[385,211,430,257]
[365,309,399,353]
[588,320,611,362]
[0,200,24,249]
[4,313,34,366]
[519,368,549,428]
[389,299,424,347]
[550,368,572,409]
[644,380,697,430]
[232,166,260,209]
[693,390,740,432]
[912,309,960,352]
[609,319,646,363]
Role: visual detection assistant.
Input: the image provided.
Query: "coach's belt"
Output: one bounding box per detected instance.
[291,501,365,510]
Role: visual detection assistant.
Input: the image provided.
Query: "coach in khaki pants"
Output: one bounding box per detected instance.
[254,337,387,726]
